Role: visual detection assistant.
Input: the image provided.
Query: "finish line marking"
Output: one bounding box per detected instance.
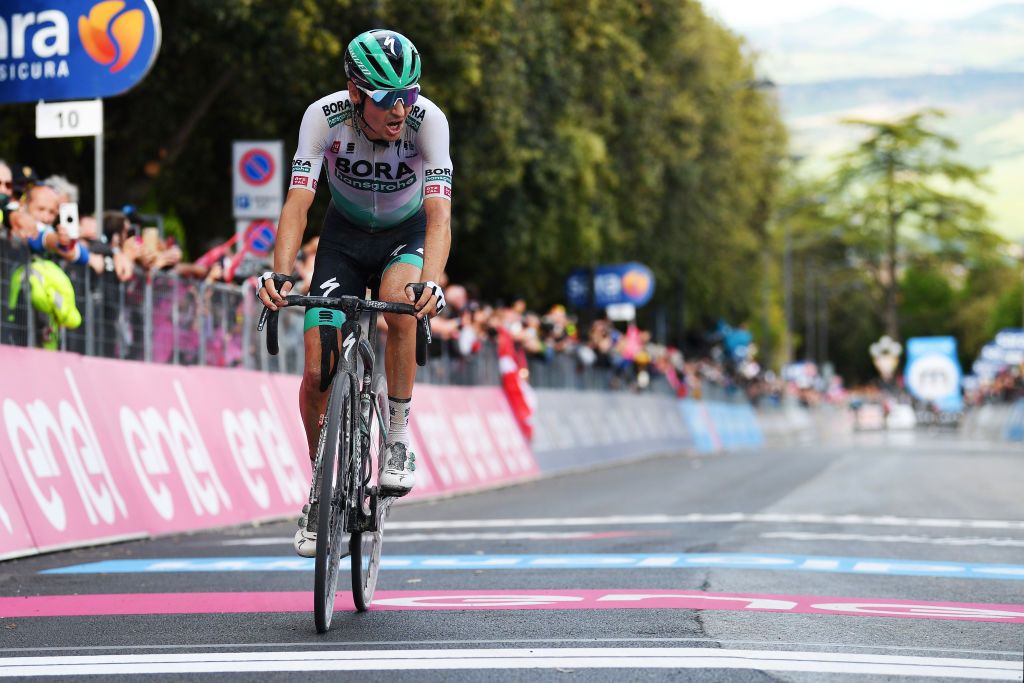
[2,590,1023,623]
[0,648,1019,679]
[223,530,661,546]
[385,513,1024,531]
[42,553,1024,581]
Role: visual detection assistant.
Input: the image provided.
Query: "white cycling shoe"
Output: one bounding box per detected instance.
[293,503,317,558]
[379,442,416,497]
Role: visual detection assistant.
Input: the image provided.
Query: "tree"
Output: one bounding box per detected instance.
[833,109,989,340]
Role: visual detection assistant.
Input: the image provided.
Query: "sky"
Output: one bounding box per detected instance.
[700,0,1012,29]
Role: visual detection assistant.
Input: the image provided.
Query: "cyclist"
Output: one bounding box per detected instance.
[256,29,452,557]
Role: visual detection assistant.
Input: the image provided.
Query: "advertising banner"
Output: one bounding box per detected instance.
[905,336,963,412]
[566,263,656,309]
[0,457,36,560]
[0,347,539,556]
[0,0,162,104]
[233,141,284,219]
[0,349,147,551]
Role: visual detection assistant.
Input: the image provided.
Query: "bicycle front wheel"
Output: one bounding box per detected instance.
[313,372,353,634]
[351,373,388,611]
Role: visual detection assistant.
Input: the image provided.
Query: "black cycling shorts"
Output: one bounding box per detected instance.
[305,203,425,330]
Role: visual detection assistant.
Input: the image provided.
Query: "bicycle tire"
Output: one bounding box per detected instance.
[313,372,353,634]
[351,373,388,611]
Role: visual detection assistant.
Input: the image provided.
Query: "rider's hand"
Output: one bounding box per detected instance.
[257,271,295,311]
[406,280,446,320]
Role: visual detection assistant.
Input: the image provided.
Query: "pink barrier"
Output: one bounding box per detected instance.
[412,385,538,495]
[0,456,35,561]
[0,347,538,559]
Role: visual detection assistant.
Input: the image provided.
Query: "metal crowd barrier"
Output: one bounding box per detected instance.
[0,238,683,395]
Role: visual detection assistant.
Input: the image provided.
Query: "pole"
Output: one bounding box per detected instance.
[782,222,792,366]
[94,131,103,230]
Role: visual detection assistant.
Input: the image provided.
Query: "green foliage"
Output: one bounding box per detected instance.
[833,109,991,339]
[0,0,784,347]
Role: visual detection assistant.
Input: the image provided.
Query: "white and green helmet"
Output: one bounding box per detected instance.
[344,29,421,90]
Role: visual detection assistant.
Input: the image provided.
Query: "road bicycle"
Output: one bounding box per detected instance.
[259,283,430,633]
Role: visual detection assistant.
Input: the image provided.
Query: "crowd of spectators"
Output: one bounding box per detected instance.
[0,158,791,397]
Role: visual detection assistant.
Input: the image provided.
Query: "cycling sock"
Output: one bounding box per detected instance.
[387,395,412,446]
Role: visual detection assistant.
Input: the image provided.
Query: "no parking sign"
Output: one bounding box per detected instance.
[232,141,283,219]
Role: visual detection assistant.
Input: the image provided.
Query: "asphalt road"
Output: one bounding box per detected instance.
[1,431,1023,681]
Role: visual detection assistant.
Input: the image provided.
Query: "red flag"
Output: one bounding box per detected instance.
[497,326,536,441]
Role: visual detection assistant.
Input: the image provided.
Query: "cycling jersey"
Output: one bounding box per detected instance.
[289,91,453,231]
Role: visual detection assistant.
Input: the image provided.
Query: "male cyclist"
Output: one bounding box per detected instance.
[256,29,452,557]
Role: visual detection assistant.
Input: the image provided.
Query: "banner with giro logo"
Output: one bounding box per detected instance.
[0,0,162,104]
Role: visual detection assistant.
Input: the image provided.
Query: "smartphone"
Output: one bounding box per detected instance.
[142,226,160,251]
[59,202,80,239]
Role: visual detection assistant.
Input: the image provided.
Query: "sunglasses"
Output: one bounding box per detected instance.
[0,180,12,190]
[357,84,419,110]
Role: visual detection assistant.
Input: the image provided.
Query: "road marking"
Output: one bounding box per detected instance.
[0,648,1019,678]
[222,530,659,546]
[42,553,1024,580]
[763,532,1024,548]
[2,590,1022,623]
[386,513,1024,531]
[1,640,1018,658]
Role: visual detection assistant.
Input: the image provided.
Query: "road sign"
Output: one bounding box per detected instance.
[869,335,902,381]
[232,141,283,219]
[0,1,162,104]
[905,336,962,412]
[36,99,103,138]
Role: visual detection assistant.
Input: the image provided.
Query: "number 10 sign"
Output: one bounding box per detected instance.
[36,99,104,138]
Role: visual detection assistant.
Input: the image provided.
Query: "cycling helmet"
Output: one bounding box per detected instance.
[344,29,421,90]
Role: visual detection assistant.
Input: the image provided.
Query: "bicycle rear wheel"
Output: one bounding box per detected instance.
[313,372,353,634]
[351,373,388,611]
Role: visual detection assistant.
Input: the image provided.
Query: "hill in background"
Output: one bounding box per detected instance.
[744,3,1024,238]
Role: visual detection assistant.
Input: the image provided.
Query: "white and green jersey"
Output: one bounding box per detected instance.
[289,91,453,231]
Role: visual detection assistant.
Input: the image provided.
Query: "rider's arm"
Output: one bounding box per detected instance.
[261,99,332,308]
[421,197,451,289]
[415,104,454,317]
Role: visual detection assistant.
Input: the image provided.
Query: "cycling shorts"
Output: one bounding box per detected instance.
[305,203,426,331]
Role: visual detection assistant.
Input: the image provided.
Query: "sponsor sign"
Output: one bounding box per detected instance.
[905,336,963,412]
[566,263,655,309]
[0,347,537,556]
[232,140,283,219]
[0,0,162,104]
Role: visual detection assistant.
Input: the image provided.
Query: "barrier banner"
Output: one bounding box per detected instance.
[75,358,253,533]
[0,347,539,557]
[410,385,537,494]
[0,349,146,551]
[532,390,692,473]
[0,457,36,560]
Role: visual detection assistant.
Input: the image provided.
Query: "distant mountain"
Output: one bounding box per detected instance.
[745,3,1024,83]
[734,4,1024,239]
[775,71,1024,239]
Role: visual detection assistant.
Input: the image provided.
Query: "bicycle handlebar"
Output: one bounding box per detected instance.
[257,286,433,366]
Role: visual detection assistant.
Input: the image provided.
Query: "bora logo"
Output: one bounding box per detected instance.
[79,1,145,73]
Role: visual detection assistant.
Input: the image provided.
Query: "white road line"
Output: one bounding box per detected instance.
[0,648,1018,679]
[384,513,1024,531]
[762,532,1024,548]
[222,530,652,546]
[1,641,1018,657]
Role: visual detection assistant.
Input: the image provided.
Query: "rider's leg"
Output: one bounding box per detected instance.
[377,261,421,495]
[299,317,342,462]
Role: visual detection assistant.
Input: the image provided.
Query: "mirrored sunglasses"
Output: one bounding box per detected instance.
[358,84,419,109]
